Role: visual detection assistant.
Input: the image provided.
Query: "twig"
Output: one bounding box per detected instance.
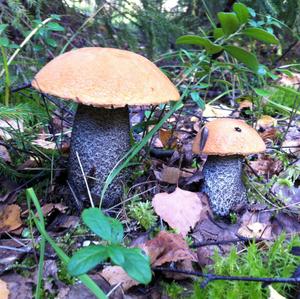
[154,267,300,287]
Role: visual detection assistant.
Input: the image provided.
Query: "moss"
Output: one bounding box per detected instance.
[68,104,131,208]
[202,155,247,216]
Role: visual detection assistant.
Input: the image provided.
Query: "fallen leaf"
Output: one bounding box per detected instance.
[0,279,9,299]
[152,188,207,236]
[142,231,196,266]
[0,119,24,140]
[268,286,286,299]
[278,72,300,88]
[282,139,300,157]
[238,99,253,110]
[256,115,277,130]
[238,210,272,239]
[159,129,178,149]
[40,203,68,217]
[32,139,56,150]
[101,266,139,291]
[202,104,234,119]
[0,145,11,163]
[1,273,33,299]
[259,127,278,141]
[249,157,283,177]
[237,222,269,239]
[0,205,22,233]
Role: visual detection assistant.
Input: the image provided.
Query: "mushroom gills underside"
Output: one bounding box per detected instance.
[68,104,131,208]
[202,155,247,216]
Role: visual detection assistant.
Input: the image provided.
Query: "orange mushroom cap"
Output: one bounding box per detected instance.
[193,118,266,156]
[31,47,180,108]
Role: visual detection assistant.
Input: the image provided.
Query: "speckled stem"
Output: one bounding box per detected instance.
[68,104,131,208]
[202,155,247,216]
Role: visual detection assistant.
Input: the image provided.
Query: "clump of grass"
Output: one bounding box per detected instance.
[191,234,300,299]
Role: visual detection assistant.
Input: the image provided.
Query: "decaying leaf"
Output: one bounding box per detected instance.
[260,127,278,141]
[152,188,208,236]
[154,165,193,184]
[1,274,33,299]
[0,145,11,163]
[202,104,234,119]
[40,203,68,217]
[101,266,139,291]
[256,115,277,130]
[0,279,9,299]
[32,139,57,150]
[238,210,272,239]
[142,231,196,267]
[249,157,283,177]
[237,222,270,239]
[282,139,300,157]
[268,286,287,299]
[238,99,253,110]
[0,205,22,233]
[158,129,178,149]
[278,72,300,88]
[0,119,24,140]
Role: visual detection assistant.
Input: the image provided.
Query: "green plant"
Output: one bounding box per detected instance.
[128,200,157,230]
[67,208,152,284]
[190,234,300,299]
[162,281,185,299]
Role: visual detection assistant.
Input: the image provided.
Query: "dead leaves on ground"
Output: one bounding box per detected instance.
[0,205,22,233]
[152,187,209,236]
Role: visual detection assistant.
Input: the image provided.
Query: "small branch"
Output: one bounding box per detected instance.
[154,267,300,287]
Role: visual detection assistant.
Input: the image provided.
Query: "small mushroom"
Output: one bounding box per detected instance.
[193,119,266,216]
[32,47,180,208]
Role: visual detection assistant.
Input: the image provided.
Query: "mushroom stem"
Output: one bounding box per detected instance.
[68,104,131,208]
[202,155,247,216]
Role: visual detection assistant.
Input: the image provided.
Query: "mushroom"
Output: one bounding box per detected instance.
[192,118,266,216]
[32,47,180,208]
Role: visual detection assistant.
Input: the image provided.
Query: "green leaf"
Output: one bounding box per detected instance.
[47,22,65,31]
[0,24,8,35]
[217,12,240,36]
[45,38,57,47]
[253,88,273,97]
[117,248,152,284]
[191,92,205,109]
[107,245,125,265]
[242,28,279,45]
[0,37,10,47]
[176,35,223,54]
[213,28,224,39]
[224,45,259,72]
[233,3,250,24]
[68,246,108,276]
[82,208,124,243]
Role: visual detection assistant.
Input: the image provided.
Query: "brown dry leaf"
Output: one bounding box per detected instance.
[32,139,56,150]
[238,100,253,110]
[237,222,269,239]
[202,104,234,119]
[238,210,272,239]
[256,115,277,130]
[158,129,178,149]
[0,205,22,233]
[101,266,139,291]
[268,286,286,299]
[159,165,181,184]
[152,188,207,236]
[282,139,300,157]
[142,231,196,266]
[0,119,24,140]
[278,72,300,88]
[260,127,278,141]
[0,279,9,299]
[0,145,11,163]
[40,203,68,217]
[249,157,283,177]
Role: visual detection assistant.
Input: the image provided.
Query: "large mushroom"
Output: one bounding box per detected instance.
[32,47,180,208]
[193,118,266,216]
